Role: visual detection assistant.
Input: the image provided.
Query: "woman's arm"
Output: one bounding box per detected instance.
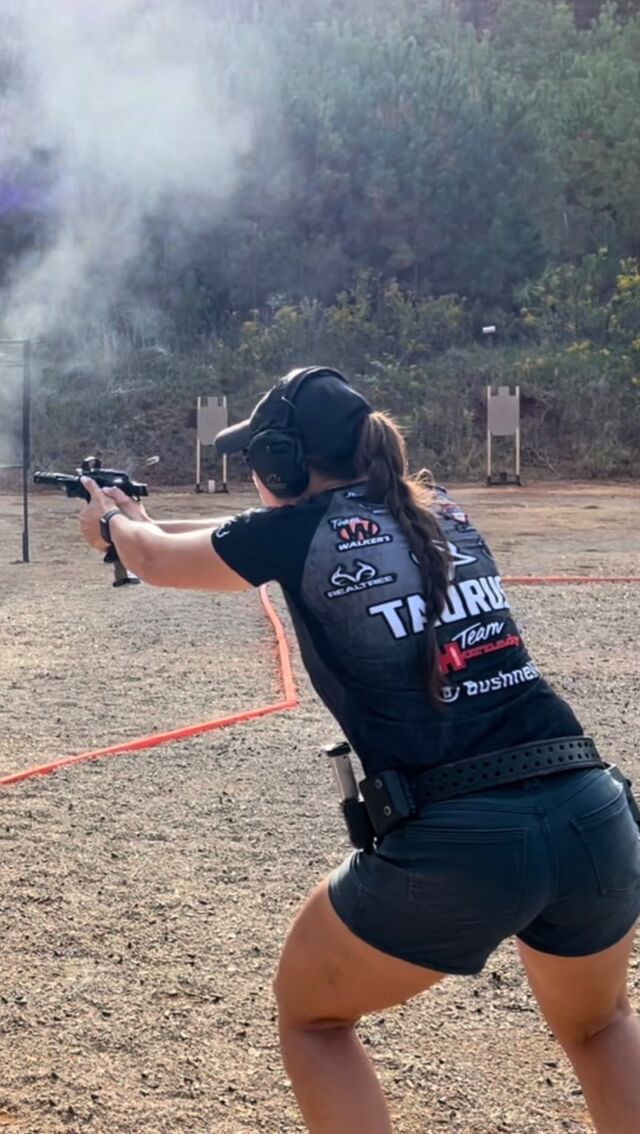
[79,479,251,592]
[101,486,234,535]
[109,516,250,590]
[154,516,235,535]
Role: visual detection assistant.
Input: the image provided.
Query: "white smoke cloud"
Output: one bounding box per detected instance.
[0,0,259,341]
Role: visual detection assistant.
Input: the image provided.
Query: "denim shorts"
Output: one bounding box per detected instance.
[328,768,640,975]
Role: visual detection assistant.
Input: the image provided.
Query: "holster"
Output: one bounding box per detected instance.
[337,772,414,850]
[326,741,640,851]
[340,798,376,853]
[359,771,414,840]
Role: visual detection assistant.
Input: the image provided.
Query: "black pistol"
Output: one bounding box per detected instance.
[34,456,148,587]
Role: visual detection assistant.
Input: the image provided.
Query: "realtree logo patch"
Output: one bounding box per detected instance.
[325,560,396,599]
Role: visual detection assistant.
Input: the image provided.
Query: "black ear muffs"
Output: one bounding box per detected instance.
[247,429,309,498]
[246,367,347,498]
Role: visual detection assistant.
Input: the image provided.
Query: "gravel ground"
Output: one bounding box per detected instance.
[0,481,639,1134]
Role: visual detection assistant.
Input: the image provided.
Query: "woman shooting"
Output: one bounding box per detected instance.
[80,366,640,1134]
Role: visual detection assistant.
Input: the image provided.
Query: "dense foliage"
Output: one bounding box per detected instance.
[135,0,640,329]
[1,0,639,478]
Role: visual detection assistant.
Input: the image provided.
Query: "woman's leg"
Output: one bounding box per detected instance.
[274,878,446,1134]
[518,925,640,1134]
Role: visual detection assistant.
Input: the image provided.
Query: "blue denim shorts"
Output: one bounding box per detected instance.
[328,768,640,975]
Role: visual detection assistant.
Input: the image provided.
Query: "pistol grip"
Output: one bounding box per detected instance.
[102,547,141,587]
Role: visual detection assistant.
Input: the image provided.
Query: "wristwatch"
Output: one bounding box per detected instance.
[99,508,123,547]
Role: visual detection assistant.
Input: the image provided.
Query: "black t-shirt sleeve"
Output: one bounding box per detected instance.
[211,504,322,590]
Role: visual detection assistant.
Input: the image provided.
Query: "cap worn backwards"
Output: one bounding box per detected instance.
[214,367,371,459]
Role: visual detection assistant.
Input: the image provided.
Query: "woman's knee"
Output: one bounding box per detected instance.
[273,954,312,1028]
[272,956,291,1016]
[557,995,634,1050]
[273,955,359,1032]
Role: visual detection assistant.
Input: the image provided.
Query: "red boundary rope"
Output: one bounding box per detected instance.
[503,576,640,586]
[2,574,639,790]
[0,587,296,789]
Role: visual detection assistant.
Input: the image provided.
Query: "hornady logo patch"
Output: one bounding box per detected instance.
[439,620,522,675]
[329,516,393,552]
[326,560,396,599]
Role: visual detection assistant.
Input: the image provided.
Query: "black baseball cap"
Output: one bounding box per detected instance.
[214,367,371,458]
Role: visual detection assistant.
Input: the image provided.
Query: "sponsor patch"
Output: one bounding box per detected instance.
[439,633,522,675]
[326,560,396,599]
[444,541,478,569]
[440,686,461,704]
[463,663,540,696]
[368,576,510,640]
[341,489,387,515]
[329,515,393,552]
[414,541,478,576]
[439,500,470,528]
[439,661,538,703]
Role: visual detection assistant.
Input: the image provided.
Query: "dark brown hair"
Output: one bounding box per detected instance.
[310,411,450,703]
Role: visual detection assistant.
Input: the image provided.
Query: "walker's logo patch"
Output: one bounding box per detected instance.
[329,516,393,552]
[326,561,396,599]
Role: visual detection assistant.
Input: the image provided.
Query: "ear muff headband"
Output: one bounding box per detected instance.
[280,366,348,406]
[247,367,347,499]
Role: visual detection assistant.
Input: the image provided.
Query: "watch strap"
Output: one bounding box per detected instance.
[100,508,123,546]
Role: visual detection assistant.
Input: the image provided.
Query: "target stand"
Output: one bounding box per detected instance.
[195,395,229,494]
[486,385,522,486]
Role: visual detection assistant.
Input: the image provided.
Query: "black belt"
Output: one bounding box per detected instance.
[357,736,605,845]
[407,735,603,808]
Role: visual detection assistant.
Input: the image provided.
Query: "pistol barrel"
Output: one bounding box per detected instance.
[33,472,88,499]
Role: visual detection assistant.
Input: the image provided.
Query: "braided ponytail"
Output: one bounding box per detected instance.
[354,412,450,704]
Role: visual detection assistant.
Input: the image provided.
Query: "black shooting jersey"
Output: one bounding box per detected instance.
[213,484,582,776]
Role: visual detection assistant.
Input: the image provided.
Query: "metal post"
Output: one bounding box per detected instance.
[483,328,496,487]
[515,386,522,485]
[21,340,31,563]
[486,385,492,485]
[195,395,202,492]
